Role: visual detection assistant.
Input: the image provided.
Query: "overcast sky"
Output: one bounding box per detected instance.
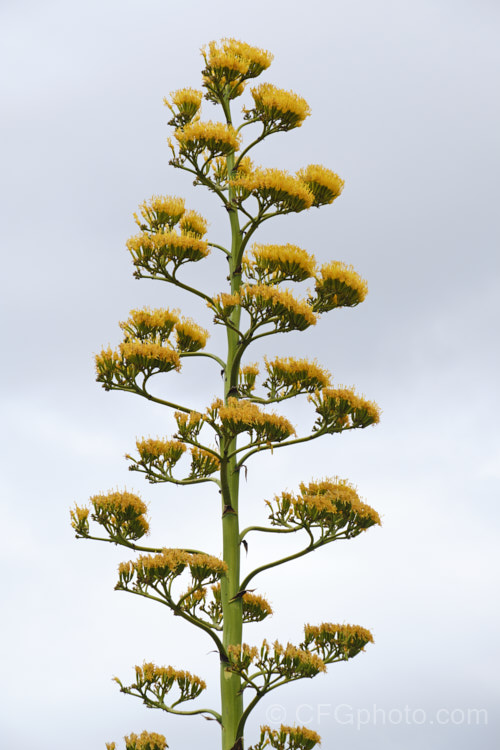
[1,1,499,748]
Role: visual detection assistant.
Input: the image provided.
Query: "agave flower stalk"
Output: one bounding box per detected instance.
[72,37,381,750]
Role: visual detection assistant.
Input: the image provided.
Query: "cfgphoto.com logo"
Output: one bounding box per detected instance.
[264,703,488,730]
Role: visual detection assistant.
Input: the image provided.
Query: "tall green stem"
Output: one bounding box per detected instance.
[220,97,245,750]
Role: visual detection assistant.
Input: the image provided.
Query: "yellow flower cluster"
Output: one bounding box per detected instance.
[300,478,380,523]
[256,725,321,750]
[134,194,185,231]
[120,307,180,343]
[175,318,209,352]
[227,643,259,671]
[211,155,254,185]
[69,490,150,541]
[217,397,296,442]
[135,438,186,463]
[164,87,203,124]
[127,229,209,268]
[119,549,227,586]
[71,505,89,523]
[95,346,128,390]
[211,291,239,313]
[245,243,317,283]
[227,639,326,680]
[267,477,380,536]
[241,363,259,377]
[297,164,345,206]
[313,386,381,429]
[121,549,185,578]
[209,584,272,624]
[124,730,168,750]
[304,622,374,645]
[272,640,326,674]
[242,284,317,331]
[213,284,317,332]
[189,552,228,581]
[135,662,207,692]
[174,410,203,440]
[302,622,374,662]
[202,38,273,90]
[70,505,90,536]
[179,209,208,238]
[239,363,259,394]
[170,87,203,109]
[264,356,331,395]
[119,309,208,355]
[296,490,380,527]
[119,341,181,371]
[190,446,220,477]
[90,490,147,516]
[312,261,368,312]
[175,121,241,155]
[242,591,273,621]
[231,168,314,212]
[249,83,311,129]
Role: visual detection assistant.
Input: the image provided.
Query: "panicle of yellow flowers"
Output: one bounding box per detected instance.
[239,362,260,394]
[297,164,345,206]
[164,87,203,124]
[313,386,381,429]
[190,446,220,476]
[71,490,150,541]
[178,209,208,238]
[213,284,317,332]
[296,491,380,527]
[90,490,148,517]
[118,549,228,589]
[264,356,331,394]
[215,397,296,442]
[69,504,90,535]
[211,155,254,184]
[134,438,187,463]
[119,341,181,370]
[175,121,241,156]
[301,621,374,663]
[126,229,210,267]
[231,167,314,212]
[244,243,317,283]
[252,724,321,750]
[120,308,180,342]
[169,88,203,109]
[304,622,374,646]
[240,363,259,378]
[211,583,273,623]
[246,284,317,328]
[312,261,368,312]
[248,82,311,130]
[272,640,327,675]
[202,39,273,88]
[226,643,259,669]
[267,478,382,538]
[123,730,168,750]
[175,318,209,352]
[134,195,185,231]
[71,505,89,524]
[174,410,204,441]
[242,591,273,619]
[134,663,207,692]
[227,639,327,679]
